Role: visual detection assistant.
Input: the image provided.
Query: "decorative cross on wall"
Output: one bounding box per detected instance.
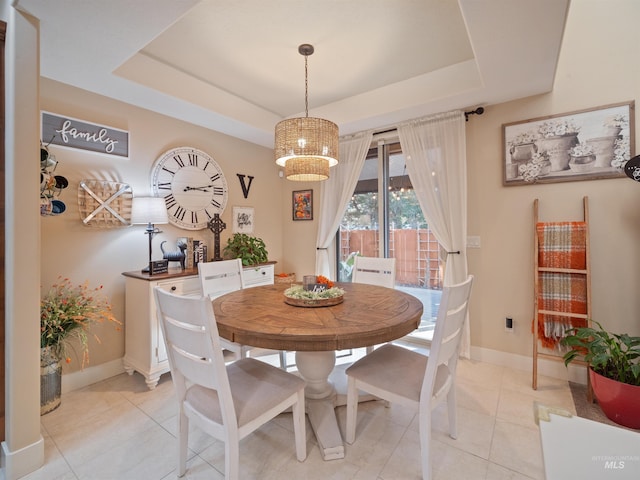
[207,214,226,261]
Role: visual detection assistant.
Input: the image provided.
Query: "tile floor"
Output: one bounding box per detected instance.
[26,347,575,480]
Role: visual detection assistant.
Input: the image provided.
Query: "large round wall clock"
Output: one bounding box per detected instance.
[150,146,228,230]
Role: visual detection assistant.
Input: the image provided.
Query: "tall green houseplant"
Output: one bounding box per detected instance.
[562,321,640,429]
[223,233,269,266]
[562,321,640,386]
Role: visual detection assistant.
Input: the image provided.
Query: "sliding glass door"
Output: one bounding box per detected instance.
[337,139,443,342]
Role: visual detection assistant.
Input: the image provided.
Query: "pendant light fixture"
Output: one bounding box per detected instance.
[274,44,339,181]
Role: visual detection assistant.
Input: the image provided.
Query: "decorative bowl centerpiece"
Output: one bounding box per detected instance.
[284,275,345,307]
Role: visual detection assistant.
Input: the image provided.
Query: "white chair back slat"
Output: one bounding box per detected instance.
[421,276,473,402]
[352,256,396,288]
[198,259,244,299]
[154,287,234,403]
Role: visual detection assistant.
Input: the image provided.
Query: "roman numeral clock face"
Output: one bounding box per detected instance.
[151,147,228,230]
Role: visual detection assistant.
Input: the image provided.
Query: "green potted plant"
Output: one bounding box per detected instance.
[223,233,269,266]
[40,276,121,414]
[562,320,640,428]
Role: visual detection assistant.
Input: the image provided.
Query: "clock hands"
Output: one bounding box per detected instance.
[184,185,214,192]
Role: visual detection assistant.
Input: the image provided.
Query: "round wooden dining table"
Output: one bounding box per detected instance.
[212,282,423,460]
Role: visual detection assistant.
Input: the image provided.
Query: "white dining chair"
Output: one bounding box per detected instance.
[351,256,396,353]
[154,287,307,480]
[345,275,473,480]
[198,259,287,369]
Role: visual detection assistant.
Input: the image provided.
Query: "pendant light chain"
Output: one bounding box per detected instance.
[304,53,309,118]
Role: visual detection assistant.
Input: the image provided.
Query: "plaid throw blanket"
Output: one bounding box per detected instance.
[537,222,587,270]
[535,222,588,349]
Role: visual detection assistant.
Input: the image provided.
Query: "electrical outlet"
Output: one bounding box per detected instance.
[505,317,514,332]
[467,236,481,248]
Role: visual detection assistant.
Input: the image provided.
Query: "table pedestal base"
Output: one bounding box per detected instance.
[295,350,379,460]
[295,351,345,460]
[306,397,345,460]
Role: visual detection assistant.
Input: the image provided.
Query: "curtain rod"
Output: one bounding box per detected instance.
[372,107,485,136]
[373,127,397,136]
[464,107,484,122]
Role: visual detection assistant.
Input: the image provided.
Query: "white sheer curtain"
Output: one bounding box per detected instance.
[315,130,374,279]
[397,111,471,357]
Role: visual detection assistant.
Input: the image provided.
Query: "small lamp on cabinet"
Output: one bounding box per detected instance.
[131,197,169,275]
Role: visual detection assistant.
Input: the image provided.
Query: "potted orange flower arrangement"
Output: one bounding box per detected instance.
[40,276,121,414]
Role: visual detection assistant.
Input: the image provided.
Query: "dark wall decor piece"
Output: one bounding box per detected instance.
[236,174,254,199]
[624,155,640,182]
[292,189,313,221]
[207,213,226,261]
[40,142,69,216]
[41,111,129,158]
[503,101,634,185]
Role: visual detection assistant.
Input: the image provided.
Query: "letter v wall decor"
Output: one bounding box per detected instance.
[237,173,254,199]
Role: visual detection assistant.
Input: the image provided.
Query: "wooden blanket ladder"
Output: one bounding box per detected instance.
[532,196,591,392]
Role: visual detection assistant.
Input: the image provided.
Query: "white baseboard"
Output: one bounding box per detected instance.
[1,435,44,480]
[470,346,588,385]
[62,358,126,393]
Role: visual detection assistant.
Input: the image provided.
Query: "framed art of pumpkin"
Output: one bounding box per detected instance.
[292,189,313,221]
[503,101,635,185]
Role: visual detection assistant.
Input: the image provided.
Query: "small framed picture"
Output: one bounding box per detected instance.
[292,189,313,221]
[232,206,254,233]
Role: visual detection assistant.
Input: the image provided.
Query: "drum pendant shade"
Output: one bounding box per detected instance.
[274,44,339,181]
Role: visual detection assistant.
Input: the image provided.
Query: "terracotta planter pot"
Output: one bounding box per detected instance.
[538,134,579,171]
[589,368,640,429]
[601,126,622,137]
[586,136,617,167]
[568,154,596,173]
[510,142,537,163]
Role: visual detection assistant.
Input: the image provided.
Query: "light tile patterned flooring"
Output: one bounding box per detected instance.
[26,347,576,479]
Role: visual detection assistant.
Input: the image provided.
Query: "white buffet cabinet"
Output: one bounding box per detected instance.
[122,263,275,389]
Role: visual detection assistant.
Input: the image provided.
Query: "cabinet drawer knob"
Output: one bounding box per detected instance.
[171,286,177,291]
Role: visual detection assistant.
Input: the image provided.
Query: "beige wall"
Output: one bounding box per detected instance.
[465,0,640,358]
[5,1,640,477]
[39,76,329,376]
[283,0,640,363]
[39,79,284,372]
[281,182,321,276]
[36,0,640,375]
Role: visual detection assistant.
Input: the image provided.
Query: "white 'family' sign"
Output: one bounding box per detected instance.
[41,111,129,158]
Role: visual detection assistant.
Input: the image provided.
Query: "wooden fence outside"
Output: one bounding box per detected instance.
[340,228,443,289]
